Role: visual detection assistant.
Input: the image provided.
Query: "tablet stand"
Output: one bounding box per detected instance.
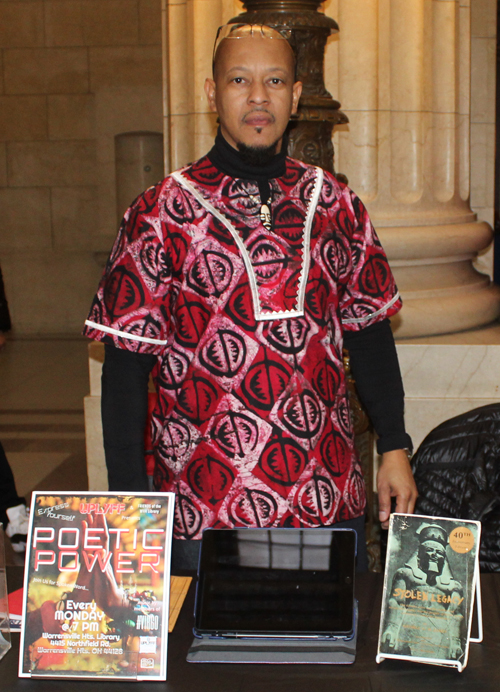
[187,602,358,664]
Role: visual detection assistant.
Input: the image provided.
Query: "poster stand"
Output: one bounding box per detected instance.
[469,561,483,644]
[376,514,482,673]
[18,492,175,682]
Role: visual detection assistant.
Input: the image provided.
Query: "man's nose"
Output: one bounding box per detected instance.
[248,80,269,104]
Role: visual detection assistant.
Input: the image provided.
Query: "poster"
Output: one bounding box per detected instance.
[376,513,481,671]
[19,492,174,681]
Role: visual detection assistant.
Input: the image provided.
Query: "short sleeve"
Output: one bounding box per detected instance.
[335,186,402,332]
[83,182,174,355]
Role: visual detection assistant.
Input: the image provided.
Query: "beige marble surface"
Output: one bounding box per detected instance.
[0,0,163,336]
[84,394,108,491]
[397,343,500,399]
[397,323,500,450]
[405,397,500,453]
[399,320,500,344]
[88,341,104,397]
[325,0,500,337]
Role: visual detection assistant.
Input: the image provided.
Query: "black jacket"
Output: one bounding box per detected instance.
[411,403,500,572]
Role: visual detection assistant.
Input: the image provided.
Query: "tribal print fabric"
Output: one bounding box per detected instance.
[84,156,401,539]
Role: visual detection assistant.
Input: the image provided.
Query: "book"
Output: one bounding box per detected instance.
[19,492,175,681]
[8,588,22,632]
[376,513,481,672]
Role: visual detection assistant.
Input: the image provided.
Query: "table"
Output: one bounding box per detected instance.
[2,568,500,691]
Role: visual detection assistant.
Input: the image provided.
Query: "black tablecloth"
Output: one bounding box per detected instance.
[3,568,500,691]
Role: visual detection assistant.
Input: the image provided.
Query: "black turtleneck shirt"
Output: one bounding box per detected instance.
[207,129,287,210]
[101,133,411,492]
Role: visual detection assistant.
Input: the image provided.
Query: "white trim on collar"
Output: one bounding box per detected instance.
[171,167,323,322]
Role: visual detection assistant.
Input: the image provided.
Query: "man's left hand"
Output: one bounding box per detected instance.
[377,449,418,529]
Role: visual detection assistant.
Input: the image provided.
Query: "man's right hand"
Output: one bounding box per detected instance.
[377,449,418,528]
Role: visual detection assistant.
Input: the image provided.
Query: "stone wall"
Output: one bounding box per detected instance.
[0,0,163,335]
[0,0,496,335]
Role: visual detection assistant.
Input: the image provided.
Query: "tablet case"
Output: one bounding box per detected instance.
[187,527,358,664]
[187,602,358,664]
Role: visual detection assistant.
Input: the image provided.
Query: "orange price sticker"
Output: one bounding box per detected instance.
[449,527,475,554]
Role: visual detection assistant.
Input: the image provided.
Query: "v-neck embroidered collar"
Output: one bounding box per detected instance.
[171,164,324,322]
[207,130,288,234]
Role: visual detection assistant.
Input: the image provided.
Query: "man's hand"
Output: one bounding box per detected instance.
[377,449,418,528]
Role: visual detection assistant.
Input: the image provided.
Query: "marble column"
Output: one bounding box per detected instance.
[162,0,243,172]
[326,0,500,338]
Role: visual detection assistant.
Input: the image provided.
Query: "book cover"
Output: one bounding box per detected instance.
[377,513,481,671]
[19,492,175,681]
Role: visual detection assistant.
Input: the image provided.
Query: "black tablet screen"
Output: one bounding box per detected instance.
[194,528,356,637]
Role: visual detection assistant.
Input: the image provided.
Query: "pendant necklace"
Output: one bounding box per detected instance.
[251,179,272,231]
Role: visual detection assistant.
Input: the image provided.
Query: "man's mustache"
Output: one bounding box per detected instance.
[243,109,275,123]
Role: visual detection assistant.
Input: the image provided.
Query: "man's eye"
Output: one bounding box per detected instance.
[232,77,245,84]
[270,78,284,86]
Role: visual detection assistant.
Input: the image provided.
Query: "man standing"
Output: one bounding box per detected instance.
[84,24,417,568]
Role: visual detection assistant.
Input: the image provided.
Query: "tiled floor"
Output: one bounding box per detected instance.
[0,336,91,565]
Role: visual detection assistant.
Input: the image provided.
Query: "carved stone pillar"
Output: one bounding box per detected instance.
[326,0,500,338]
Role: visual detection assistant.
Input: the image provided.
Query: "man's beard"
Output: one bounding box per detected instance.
[237,140,280,167]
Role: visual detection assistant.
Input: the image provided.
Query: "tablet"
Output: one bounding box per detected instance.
[194,528,356,639]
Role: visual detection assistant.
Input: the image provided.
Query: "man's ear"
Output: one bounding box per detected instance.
[205,78,217,113]
[291,81,302,115]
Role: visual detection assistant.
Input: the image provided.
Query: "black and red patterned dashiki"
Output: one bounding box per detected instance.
[84,155,402,540]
